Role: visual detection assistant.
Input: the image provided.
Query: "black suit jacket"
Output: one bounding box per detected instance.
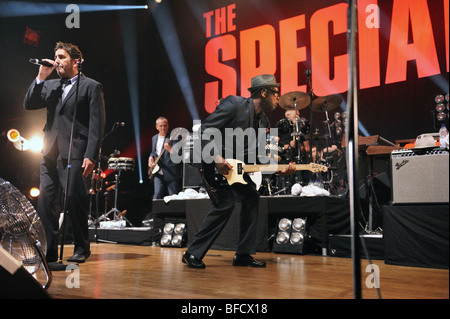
[150,134,182,182]
[200,95,268,165]
[24,74,106,161]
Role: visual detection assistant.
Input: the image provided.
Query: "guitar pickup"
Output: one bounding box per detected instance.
[237,162,243,175]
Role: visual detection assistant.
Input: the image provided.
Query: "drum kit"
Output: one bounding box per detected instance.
[260,90,347,196]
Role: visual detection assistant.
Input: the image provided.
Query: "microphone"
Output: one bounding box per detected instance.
[305,69,311,78]
[29,58,53,67]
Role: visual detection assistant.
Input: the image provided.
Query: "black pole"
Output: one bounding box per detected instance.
[58,64,82,264]
[306,70,314,162]
[347,0,362,299]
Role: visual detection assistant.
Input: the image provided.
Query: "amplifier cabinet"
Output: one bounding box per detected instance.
[182,135,202,189]
[390,148,449,204]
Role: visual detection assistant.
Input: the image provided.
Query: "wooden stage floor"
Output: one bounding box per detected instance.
[45,243,449,300]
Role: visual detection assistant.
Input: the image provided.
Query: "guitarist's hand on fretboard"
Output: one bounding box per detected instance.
[280,162,296,175]
[148,156,156,170]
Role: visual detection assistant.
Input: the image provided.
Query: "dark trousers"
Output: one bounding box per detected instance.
[187,176,260,260]
[37,156,90,261]
[152,173,181,199]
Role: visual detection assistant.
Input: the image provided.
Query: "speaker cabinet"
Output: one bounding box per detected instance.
[0,247,50,299]
[391,149,449,204]
[182,135,202,189]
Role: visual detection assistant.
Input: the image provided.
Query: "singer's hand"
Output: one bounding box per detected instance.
[37,59,56,82]
[82,158,95,177]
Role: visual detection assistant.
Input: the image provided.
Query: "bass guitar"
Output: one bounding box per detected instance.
[222,158,328,186]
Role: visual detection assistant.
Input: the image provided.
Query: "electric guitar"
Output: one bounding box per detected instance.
[148,148,166,180]
[148,127,187,180]
[222,158,328,186]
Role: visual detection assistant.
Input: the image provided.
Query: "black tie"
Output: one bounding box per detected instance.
[61,78,70,87]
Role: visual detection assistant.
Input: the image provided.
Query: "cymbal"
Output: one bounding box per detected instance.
[312,95,342,112]
[278,91,311,110]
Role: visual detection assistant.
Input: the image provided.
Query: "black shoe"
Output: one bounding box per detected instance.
[47,261,68,271]
[67,252,90,263]
[182,252,205,269]
[232,254,266,267]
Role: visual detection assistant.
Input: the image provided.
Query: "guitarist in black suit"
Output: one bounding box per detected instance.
[24,42,106,265]
[182,74,295,269]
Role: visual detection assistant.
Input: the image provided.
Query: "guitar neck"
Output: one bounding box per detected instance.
[244,163,312,173]
[154,148,166,164]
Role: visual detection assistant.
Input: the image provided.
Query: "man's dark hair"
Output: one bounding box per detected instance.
[54,41,83,62]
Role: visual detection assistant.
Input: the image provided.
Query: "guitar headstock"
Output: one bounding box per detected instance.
[308,163,328,172]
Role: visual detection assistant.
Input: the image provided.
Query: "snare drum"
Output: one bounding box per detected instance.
[107,157,135,171]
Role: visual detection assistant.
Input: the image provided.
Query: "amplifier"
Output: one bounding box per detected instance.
[182,135,202,189]
[390,148,449,204]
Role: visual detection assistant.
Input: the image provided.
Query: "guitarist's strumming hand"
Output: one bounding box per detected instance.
[163,142,173,154]
[214,155,233,175]
[148,156,156,170]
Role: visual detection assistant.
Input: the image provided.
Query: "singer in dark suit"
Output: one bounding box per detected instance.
[24,42,106,266]
[182,74,295,269]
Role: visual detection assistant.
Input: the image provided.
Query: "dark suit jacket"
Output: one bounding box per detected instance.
[200,95,269,166]
[150,134,182,182]
[24,74,106,161]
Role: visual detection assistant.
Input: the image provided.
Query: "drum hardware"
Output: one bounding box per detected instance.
[95,157,135,227]
[279,92,313,164]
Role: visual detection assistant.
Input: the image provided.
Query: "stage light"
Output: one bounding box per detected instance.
[6,129,30,151]
[160,220,187,247]
[150,2,200,121]
[7,129,20,143]
[29,135,43,153]
[29,187,40,198]
[0,2,149,18]
[278,218,291,231]
[435,95,445,103]
[292,218,305,232]
[276,231,290,245]
[273,217,307,254]
[290,232,303,245]
[120,9,144,184]
[434,93,449,126]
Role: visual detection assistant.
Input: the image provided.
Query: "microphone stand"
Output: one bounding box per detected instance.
[92,123,121,243]
[346,0,362,299]
[58,63,82,267]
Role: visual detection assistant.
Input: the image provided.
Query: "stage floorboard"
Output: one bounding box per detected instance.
[46,243,449,300]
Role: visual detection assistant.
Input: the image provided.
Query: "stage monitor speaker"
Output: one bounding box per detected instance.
[0,246,50,299]
[391,149,449,204]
